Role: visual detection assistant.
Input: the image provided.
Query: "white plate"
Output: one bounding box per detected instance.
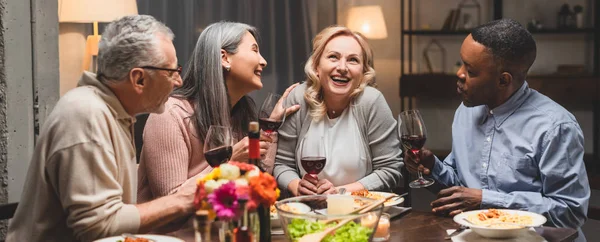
[94,234,184,242]
[344,191,405,207]
[370,191,405,207]
[453,209,547,239]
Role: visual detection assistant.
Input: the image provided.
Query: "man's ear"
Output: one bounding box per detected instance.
[129,68,145,94]
[499,71,513,88]
[221,49,231,70]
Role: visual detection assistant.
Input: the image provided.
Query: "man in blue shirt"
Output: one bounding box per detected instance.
[405,19,590,233]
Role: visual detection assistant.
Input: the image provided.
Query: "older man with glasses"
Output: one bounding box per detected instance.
[7,15,194,242]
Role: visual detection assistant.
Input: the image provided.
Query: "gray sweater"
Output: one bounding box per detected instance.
[273,83,403,193]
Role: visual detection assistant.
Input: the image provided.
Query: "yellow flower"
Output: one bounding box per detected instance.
[201,168,221,182]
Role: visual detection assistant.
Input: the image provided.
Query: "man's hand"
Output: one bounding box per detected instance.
[404,148,435,175]
[297,174,319,196]
[316,179,337,195]
[431,186,482,216]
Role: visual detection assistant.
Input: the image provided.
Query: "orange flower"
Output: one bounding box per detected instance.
[249,173,279,205]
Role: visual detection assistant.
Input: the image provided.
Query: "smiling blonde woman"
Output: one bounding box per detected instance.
[273,26,403,197]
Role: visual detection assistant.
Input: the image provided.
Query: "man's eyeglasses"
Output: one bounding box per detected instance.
[141,65,183,76]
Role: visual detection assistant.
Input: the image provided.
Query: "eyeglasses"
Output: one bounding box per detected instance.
[140,64,183,76]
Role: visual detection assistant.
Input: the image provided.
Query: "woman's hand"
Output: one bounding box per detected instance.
[316,179,337,195]
[269,83,301,120]
[230,136,270,162]
[296,174,319,196]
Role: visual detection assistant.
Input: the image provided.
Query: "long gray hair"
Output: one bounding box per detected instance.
[172,21,258,142]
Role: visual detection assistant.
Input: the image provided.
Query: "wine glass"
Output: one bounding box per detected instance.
[203,125,233,168]
[399,110,434,188]
[258,93,284,137]
[299,136,326,180]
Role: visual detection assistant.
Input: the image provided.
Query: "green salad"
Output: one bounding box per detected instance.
[287,218,372,242]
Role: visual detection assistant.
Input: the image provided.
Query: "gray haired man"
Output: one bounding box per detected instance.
[7,15,191,241]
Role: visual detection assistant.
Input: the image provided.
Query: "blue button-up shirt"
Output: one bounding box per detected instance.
[432,81,590,229]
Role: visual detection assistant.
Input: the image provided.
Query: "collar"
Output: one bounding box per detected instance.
[77,71,135,121]
[487,81,530,128]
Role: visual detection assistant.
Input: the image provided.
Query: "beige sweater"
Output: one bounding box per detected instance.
[7,72,140,242]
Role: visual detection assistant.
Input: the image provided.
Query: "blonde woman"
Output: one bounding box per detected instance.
[273,26,403,196]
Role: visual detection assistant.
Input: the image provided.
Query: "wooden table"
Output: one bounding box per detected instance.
[271,210,578,242]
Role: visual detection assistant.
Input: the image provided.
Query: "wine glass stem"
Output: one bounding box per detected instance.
[413,149,423,180]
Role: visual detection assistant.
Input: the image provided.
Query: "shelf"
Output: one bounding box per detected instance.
[402,28,597,36]
[529,28,597,34]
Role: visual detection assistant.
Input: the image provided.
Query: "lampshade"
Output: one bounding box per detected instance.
[347,5,388,39]
[58,0,138,23]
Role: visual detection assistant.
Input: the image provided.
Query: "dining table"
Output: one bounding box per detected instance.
[270,209,578,242]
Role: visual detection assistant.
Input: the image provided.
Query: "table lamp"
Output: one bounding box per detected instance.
[58,0,138,72]
[347,5,388,39]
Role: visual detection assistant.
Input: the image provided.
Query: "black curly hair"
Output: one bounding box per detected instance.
[471,18,536,82]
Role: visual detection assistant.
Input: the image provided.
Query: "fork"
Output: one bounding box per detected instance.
[444,225,468,240]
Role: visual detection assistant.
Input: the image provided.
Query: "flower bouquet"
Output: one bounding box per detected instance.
[193,161,280,241]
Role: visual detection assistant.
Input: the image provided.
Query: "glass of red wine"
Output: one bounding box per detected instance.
[300,135,326,180]
[258,93,284,139]
[399,110,434,188]
[203,125,233,168]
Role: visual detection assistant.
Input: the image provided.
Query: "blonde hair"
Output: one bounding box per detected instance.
[303,26,376,121]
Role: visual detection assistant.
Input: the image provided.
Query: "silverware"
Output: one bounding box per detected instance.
[444,225,468,240]
[338,188,347,194]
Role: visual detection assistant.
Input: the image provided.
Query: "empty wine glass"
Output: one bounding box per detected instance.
[258,93,284,137]
[203,125,233,168]
[299,136,326,180]
[399,110,434,188]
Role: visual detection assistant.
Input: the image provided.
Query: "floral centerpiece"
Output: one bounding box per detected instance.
[193,161,280,221]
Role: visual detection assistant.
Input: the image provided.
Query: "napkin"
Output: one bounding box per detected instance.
[445,228,547,242]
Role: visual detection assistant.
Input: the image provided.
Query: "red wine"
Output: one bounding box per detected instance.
[401,135,426,153]
[301,157,326,175]
[259,118,282,133]
[204,146,232,167]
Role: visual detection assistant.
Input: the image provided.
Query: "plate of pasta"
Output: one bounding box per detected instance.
[349,190,404,207]
[453,209,547,239]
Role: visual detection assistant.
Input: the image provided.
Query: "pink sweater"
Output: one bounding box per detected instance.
[137,97,212,203]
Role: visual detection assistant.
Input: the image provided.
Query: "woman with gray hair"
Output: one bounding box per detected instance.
[137,19,298,213]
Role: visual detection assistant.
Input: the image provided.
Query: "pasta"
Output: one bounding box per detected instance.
[351,190,393,206]
[467,209,533,228]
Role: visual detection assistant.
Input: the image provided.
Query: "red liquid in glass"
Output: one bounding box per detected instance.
[301,157,326,175]
[204,146,232,167]
[401,135,426,154]
[259,118,282,133]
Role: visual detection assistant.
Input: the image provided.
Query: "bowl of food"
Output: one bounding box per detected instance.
[275,194,385,242]
[453,208,547,239]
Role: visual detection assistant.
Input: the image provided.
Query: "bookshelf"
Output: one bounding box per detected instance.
[398,0,600,201]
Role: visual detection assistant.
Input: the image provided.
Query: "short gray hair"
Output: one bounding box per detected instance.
[97,15,174,82]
